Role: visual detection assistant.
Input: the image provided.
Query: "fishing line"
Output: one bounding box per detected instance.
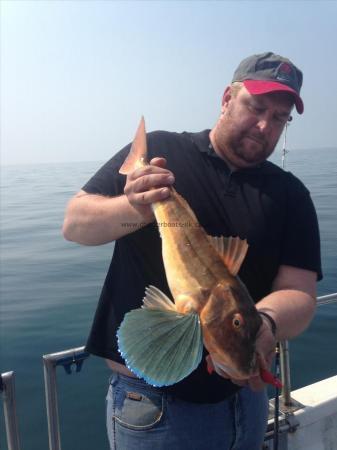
[281,119,291,170]
[273,343,281,450]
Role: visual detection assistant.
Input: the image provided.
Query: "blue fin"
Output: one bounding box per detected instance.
[117,287,203,386]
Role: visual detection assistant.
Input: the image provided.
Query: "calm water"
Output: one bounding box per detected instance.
[1,148,337,450]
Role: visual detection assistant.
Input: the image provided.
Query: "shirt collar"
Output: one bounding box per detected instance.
[187,129,214,156]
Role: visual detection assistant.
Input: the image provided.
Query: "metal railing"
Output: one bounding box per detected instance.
[279,292,337,409]
[0,371,21,450]
[1,292,337,450]
[43,346,89,450]
[263,292,337,449]
[316,292,337,306]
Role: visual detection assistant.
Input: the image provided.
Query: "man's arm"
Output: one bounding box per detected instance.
[62,191,148,245]
[218,265,316,390]
[62,158,174,245]
[257,264,317,341]
[245,265,317,390]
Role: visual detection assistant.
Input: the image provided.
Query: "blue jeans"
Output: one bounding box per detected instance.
[106,371,269,450]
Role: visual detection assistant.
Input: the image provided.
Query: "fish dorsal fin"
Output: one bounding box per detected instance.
[208,236,249,276]
[142,285,177,311]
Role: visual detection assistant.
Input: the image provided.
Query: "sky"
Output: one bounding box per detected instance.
[1,0,337,166]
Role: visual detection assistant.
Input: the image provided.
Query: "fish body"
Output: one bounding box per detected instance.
[117,117,263,386]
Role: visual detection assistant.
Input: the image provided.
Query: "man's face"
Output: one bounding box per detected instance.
[212,85,294,169]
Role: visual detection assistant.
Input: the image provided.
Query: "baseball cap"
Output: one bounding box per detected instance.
[232,52,304,114]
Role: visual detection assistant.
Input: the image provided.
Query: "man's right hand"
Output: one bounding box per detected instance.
[63,158,175,245]
[123,157,175,221]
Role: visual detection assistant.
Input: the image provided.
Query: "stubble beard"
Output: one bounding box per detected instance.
[214,114,277,167]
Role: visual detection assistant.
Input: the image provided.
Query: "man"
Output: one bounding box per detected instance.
[63,52,322,449]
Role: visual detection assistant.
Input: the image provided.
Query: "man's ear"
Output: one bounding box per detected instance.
[221,86,232,111]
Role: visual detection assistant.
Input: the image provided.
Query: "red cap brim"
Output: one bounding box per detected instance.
[243,80,304,114]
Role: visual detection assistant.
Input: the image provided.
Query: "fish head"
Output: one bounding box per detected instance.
[200,282,262,379]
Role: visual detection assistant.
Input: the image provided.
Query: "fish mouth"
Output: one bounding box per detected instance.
[210,352,258,380]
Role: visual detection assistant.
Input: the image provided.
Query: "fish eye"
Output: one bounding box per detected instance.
[232,313,243,329]
[233,318,241,328]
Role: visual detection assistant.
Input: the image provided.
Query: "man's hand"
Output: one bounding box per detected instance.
[63,157,175,244]
[123,157,175,221]
[247,315,277,391]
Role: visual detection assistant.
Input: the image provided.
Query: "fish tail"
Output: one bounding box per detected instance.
[117,287,203,386]
[119,116,148,175]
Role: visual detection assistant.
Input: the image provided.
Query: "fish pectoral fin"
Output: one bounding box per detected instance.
[117,308,203,386]
[208,235,249,276]
[142,285,177,311]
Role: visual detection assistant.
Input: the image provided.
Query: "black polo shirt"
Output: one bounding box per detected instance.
[83,129,322,403]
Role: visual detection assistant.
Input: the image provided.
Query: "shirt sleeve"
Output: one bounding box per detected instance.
[280,173,323,280]
[81,143,131,196]
[81,130,169,196]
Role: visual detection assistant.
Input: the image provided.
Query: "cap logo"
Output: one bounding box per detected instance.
[279,63,292,74]
[276,62,295,85]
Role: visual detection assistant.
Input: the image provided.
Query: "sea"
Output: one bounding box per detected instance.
[1,147,336,450]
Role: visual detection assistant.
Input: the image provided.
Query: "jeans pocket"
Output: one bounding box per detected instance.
[113,382,165,431]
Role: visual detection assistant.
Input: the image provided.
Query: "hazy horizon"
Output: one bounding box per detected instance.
[2,145,336,169]
[2,1,337,166]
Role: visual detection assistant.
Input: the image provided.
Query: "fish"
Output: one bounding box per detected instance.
[116,117,264,387]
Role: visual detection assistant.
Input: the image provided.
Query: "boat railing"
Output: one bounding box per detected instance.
[280,292,337,408]
[43,347,89,450]
[1,292,337,450]
[0,371,21,450]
